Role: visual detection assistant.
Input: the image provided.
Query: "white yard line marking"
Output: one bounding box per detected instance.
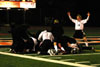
[61,59,75,61]
[75,61,90,64]
[91,64,100,66]
[48,57,62,59]
[59,53,100,57]
[40,53,100,57]
[0,52,94,67]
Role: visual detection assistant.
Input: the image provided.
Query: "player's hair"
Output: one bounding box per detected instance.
[77,14,82,19]
[54,19,59,24]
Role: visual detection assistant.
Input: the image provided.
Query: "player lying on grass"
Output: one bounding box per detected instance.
[67,12,90,47]
[54,36,80,55]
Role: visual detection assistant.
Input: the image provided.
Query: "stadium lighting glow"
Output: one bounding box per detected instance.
[0,1,36,8]
[7,7,11,10]
[20,2,36,8]
[32,0,36,2]
[24,8,29,11]
[0,1,20,8]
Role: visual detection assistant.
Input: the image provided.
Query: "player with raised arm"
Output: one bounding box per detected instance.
[67,11,90,47]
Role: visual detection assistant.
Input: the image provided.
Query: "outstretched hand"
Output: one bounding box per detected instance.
[67,12,71,16]
[87,12,90,16]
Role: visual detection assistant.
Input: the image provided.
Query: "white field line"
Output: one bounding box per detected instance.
[40,53,100,57]
[48,57,62,59]
[91,64,100,66]
[59,53,100,57]
[61,59,75,61]
[75,61,90,64]
[0,52,94,67]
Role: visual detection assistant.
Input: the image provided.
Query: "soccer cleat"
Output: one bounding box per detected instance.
[48,49,56,56]
[92,47,95,52]
[71,48,79,54]
[9,49,16,53]
[37,51,41,55]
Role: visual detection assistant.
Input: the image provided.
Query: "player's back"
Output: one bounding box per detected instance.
[42,32,53,41]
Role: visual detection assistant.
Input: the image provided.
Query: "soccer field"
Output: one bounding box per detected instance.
[0,27,100,67]
[0,49,100,67]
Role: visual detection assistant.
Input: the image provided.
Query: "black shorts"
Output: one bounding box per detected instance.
[40,40,53,52]
[73,30,86,38]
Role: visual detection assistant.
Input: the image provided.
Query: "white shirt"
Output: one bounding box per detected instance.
[68,16,89,30]
[30,37,38,45]
[38,30,54,42]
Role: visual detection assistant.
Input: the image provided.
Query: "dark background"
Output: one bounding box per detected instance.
[0,0,100,27]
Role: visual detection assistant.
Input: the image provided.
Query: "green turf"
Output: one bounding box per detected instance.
[0,54,74,67]
[41,54,100,66]
[0,48,10,52]
[0,45,100,67]
[0,52,100,67]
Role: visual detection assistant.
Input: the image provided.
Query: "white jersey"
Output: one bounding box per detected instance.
[68,15,89,30]
[38,30,54,42]
[30,37,38,45]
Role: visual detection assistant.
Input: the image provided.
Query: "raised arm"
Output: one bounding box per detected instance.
[82,12,90,24]
[86,12,90,20]
[67,12,76,23]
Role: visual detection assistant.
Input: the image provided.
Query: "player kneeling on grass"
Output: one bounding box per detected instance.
[38,30,54,55]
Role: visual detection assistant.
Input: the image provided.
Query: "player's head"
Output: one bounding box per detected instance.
[76,14,82,21]
[54,19,59,24]
[43,30,47,32]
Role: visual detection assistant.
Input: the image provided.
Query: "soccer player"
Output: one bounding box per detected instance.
[51,19,64,53]
[38,30,54,55]
[10,24,35,53]
[60,36,80,54]
[67,12,90,47]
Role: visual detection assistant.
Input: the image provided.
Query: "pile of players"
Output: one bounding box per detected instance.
[10,12,93,55]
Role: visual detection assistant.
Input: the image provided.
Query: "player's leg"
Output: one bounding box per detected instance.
[83,36,89,47]
[82,31,89,47]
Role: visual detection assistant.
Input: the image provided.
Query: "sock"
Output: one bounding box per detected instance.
[85,42,88,47]
[54,42,58,52]
[58,43,65,51]
[61,47,65,51]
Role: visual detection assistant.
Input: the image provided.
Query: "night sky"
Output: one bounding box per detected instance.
[0,0,100,27]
